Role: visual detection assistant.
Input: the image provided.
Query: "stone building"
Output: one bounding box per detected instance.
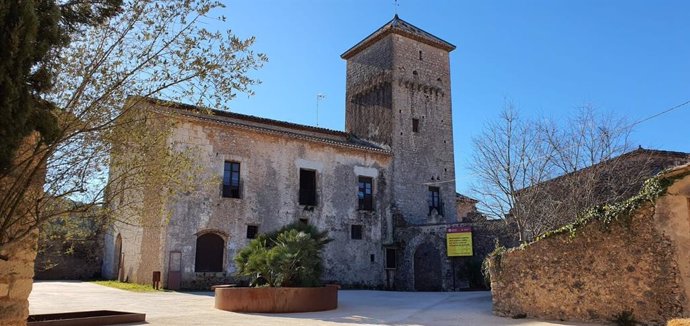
[103,16,483,291]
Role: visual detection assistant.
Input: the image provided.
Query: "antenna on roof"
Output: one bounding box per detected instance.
[316,93,326,127]
[393,0,399,16]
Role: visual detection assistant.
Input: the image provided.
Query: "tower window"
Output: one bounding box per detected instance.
[246,225,259,239]
[351,225,363,240]
[419,50,423,60]
[428,186,441,214]
[222,161,241,198]
[299,169,317,205]
[412,118,419,133]
[358,176,373,211]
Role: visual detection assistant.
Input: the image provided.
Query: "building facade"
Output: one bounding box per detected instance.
[104,16,473,291]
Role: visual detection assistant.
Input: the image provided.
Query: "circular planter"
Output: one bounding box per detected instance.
[214,285,338,313]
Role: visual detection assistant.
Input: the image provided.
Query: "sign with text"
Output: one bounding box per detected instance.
[446,226,473,257]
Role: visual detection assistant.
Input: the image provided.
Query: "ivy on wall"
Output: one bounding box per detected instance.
[489,169,690,261]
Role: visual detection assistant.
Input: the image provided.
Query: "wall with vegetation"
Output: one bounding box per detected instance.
[488,171,690,325]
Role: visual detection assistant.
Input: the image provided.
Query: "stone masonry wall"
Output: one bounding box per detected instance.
[0,231,38,326]
[489,203,687,325]
[0,134,44,326]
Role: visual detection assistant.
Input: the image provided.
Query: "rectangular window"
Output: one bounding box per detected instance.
[299,169,317,205]
[386,248,396,269]
[412,118,419,132]
[428,186,441,214]
[222,161,241,198]
[246,225,258,239]
[358,176,373,211]
[351,225,363,240]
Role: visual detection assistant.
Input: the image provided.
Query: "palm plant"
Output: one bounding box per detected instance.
[234,223,331,287]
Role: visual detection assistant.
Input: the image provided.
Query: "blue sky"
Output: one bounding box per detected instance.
[217,0,690,194]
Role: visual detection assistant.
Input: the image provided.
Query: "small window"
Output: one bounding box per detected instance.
[222,161,241,198]
[299,169,317,205]
[386,248,396,269]
[419,50,423,60]
[351,225,363,240]
[246,225,258,239]
[358,176,373,211]
[412,118,419,133]
[370,254,375,262]
[428,186,441,214]
[299,218,309,225]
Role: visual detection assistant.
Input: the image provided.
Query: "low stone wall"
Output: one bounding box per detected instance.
[488,204,686,325]
[214,285,338,313]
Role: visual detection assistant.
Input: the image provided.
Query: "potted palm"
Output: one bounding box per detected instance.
[214,223,338,313]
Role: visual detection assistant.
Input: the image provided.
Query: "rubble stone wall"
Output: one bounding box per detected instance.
[489,196,690,325]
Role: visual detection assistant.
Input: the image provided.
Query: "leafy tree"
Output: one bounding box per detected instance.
[0,0,121,172]
[0,0,267,258]
[235,223,332,287]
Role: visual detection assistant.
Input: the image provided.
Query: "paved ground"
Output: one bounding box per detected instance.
[29,281,596,326]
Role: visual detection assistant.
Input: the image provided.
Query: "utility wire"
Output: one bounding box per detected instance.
[628,99,690,128]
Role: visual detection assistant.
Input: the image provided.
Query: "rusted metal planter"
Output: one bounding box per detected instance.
[214,285,338,313]
[27,310,145,326]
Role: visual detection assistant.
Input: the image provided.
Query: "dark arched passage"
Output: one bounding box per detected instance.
[414,242,442,291]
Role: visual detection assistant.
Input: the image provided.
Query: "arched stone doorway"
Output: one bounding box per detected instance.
[414,242,442,291]
[195,233,225,272]
[114,234,123,281]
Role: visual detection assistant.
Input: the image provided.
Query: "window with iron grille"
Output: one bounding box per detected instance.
[246,225,258,239]
[351,225,363,240]
[299,169,317,205]
[358,176,373,210]
[222,161,241,198]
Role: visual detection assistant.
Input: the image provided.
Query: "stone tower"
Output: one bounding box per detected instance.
[342,15,457,226]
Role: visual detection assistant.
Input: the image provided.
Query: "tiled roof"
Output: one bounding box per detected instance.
[132,96,391,154]
[456,193,478,203]
[341,15,456,59]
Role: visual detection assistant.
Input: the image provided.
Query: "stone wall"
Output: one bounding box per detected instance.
[0,133,44,326]
[489,171,690,325]
[0,231,38,326]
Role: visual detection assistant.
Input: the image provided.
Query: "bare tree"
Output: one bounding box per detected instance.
[0,0,267,259]
[469,104,554,243]
[470,104,659,243]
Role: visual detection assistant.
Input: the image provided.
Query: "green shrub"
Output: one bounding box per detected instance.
[234,223,331,287]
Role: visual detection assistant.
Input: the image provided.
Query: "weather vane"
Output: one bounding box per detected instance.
[393,0,399,16]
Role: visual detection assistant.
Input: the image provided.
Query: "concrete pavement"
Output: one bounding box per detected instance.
[29,281,597,325]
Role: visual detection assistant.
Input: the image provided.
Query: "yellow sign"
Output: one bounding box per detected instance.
[446,227,473,257]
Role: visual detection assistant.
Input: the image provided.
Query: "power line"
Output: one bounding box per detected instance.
[628,99,690,128]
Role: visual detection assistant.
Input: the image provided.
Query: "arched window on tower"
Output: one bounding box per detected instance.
[195,233,225,272]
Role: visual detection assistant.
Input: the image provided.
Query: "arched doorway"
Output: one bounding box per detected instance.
[114,234,123,281]
[414,242,442,291]
[195,233,225,272]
